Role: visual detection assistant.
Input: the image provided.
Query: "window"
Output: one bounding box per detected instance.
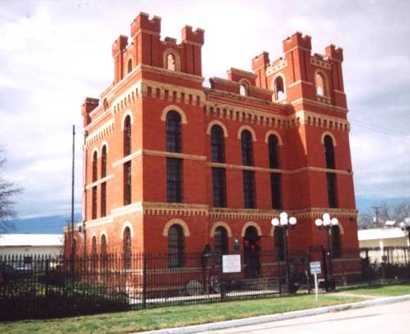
[212,168,227,207]
[239,83,247,96]
[100,234,107,269]
[243,170,256,209]
[210,125,225,163]
[268,135,280,169]
[123,115,132,156]
[127,59,132,74]
[123,227,132,269]
[274,228,285,261]
[324,135,335,169]
[168,224,184,268]
[100,182,107,217]
[101,145,107,178]
[167,158,182,203]
[327,172,338,208]
[166,53,176,71]
[315,72,326,96]
[270,173,282,209]
[166,111,182,153]
[92,186,97,219]
[241,130,254,166]
[331,225,342,258]
[214,226,229,255]
[72,238,77,257]
[92,151,98,182]
[91,236,97,257]
[123,161,132,205]
[273,76,285,101]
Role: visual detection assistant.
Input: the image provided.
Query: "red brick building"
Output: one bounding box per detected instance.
[67,12,359,278]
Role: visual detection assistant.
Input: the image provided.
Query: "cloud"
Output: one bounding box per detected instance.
[0,0,409,218]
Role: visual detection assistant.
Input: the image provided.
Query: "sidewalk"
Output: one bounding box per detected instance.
[137,294,410,334]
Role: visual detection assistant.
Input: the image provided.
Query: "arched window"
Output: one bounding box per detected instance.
[274,228,285,261]
[168,224,185,268]
[101,145,107,178]
[239,84,248,96]
[166,53,176,71]
[243,226,260,278]
[100,234,107,269]
[123,227,132,269]
[331,225,342,258]
[166,111,182,153]
[92,151,98,182]
[123,161,132,205]
[123,115,132,156]
[210,125,225,163]
[273,76,285,101]
[324,135,335,169]
[91,236,97,257]
[100,182,107,217]
[315,72,326,96]
[127,59,132,74]
[91,186,97,219]
[214,226,229,255]
[100,235,107,255]
[241,130,254,166]
[268,135,280,169]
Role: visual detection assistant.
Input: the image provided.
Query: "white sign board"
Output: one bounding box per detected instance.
[310,261,321,274]
[222,255,241,273]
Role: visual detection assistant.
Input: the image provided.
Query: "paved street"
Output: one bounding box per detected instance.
[204,300,410,334]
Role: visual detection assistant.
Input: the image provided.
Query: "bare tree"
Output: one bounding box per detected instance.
[0,150,22,233]
[358,201,410,229]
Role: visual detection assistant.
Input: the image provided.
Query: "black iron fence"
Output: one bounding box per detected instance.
[0,247,409,320]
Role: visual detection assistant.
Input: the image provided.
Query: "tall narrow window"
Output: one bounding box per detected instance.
[270,173,282,209]
[241,130,254,166]
[273,76,285,101]
[268,135,280,169]
[239,84,247,96]
[92,186,97,219]
[210,125,225,163]
[100,234,107,269]
[92,151,98,182]
[274,228,285,261]
[101,145,107,178]
[212,168,227,207]
[327,172,338,208]
[214,226,229,255]
[331,225,342,258]
[168,224,184,268]
[123,227,132,269]
[315,72,326,96]
[123,115,132,156]
[243,170,256,209]
[91,236,97,257]
[166,111,182,152]
[100,182,107,217]
[123,161,132,205]
[167,158,182,203]
[127,59,132,74]
[324,135,335,169]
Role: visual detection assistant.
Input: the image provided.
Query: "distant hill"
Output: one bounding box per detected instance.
[4,214,81,234]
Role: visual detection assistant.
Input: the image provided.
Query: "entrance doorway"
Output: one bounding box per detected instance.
[243,226,260,278]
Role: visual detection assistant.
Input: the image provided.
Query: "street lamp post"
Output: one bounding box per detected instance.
[315,213,339,291]
[271,212,297,293]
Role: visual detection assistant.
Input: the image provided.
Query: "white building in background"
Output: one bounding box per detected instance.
[0,234,63,258]
[358,228,410,263]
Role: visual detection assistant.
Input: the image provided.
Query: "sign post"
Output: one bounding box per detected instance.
[310,261,321,303]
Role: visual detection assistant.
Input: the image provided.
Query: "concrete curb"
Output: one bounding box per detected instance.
[138,294,410,334]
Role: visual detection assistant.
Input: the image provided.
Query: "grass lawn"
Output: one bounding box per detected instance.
[338,283,410,297]
[0,294,362,334]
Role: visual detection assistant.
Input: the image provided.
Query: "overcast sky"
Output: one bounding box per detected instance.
[0,0,409,218]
